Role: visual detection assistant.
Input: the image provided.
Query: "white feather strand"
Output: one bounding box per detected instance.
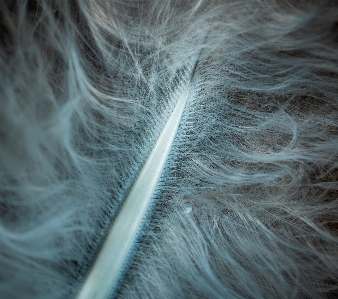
[76,81,192,299]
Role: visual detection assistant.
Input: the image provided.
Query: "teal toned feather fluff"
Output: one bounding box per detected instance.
[1,1,338,298]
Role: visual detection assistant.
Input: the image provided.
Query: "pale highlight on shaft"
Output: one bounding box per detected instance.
[75,82,192,299]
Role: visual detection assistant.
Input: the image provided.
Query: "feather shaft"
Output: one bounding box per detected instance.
[75,80,192,299]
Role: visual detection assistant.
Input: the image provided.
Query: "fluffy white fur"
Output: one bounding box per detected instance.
[1,0,338,298]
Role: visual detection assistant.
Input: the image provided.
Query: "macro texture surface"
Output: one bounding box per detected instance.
[0,1,338,298]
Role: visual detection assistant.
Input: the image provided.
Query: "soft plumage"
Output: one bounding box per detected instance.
[0,1,338,298]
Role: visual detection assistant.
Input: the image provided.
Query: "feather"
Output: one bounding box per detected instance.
[1,1,338,299]
[76,62,197,299]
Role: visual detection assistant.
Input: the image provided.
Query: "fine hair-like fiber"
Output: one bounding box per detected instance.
[1,0,338,298]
